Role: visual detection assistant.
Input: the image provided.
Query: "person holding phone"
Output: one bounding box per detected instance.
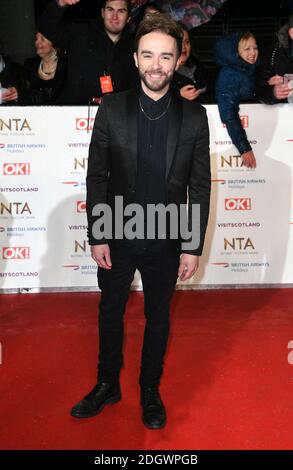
[172,23,207,102]
[256,14,293,104]
[0,53,29,105]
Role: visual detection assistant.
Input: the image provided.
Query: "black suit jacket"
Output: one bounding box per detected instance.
[86,88,211,256]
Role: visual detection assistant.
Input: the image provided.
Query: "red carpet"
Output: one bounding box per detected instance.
[0,288,292,450]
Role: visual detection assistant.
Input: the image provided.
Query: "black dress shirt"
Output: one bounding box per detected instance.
[133,87,171,253]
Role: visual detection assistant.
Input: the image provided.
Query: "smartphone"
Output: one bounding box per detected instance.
[284,74,293,103]
[284,73,293,84]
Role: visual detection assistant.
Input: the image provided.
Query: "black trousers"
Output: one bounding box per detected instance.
[97,246,180,387]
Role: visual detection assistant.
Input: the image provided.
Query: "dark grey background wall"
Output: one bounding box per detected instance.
[0,0,35,63]
[0,0,292,63]
[33,0,292,21]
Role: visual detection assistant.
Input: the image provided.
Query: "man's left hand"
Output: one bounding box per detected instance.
[178,254,199,281]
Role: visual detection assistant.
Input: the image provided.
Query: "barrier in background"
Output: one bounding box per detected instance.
[0,104,292,292]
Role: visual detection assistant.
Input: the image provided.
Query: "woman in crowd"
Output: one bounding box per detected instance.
[131,1,161,32]
[214,32,259,168]
[25,31,66,105]
[172,24,207,102]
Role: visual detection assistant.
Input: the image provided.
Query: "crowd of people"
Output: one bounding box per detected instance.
[1,0,293,165]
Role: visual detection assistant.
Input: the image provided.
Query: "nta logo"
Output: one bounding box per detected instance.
[225,198,252,211]
[74,157,88,170]
[0,118,32,132]
[3,163,30,175]
[2,247,30,259]
[224,238,255,250]
[220,155,245,168]
[0,202,32,215]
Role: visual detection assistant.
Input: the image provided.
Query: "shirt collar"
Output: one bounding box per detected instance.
[139,86,171,115]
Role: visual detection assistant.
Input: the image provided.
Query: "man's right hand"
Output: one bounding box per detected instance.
[58,0,80,7]
[91,244,112,270]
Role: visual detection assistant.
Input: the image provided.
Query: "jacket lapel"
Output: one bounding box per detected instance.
[166,95,182,181]
[126,88,139,177]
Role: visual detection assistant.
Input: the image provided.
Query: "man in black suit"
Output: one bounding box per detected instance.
[71,14,211,429]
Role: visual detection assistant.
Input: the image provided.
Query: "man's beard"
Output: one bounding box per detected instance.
[139,68,174,92]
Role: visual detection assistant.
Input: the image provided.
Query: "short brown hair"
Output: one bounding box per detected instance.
[135,13,183,59]
[101,0,132,14]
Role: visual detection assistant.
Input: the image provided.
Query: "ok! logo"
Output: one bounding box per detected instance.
[75,118,94,131]
[3,163,30,175]
[2,247,30,259]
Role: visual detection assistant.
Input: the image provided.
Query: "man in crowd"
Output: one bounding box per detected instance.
[39,0,137,104]
[256,14,293,103]
[70,14,211,429]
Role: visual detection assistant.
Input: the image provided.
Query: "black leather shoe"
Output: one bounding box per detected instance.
[70,382,121,418]
[141,386,166,429]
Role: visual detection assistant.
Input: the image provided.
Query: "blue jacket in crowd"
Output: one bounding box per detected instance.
[214,32,258,155]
